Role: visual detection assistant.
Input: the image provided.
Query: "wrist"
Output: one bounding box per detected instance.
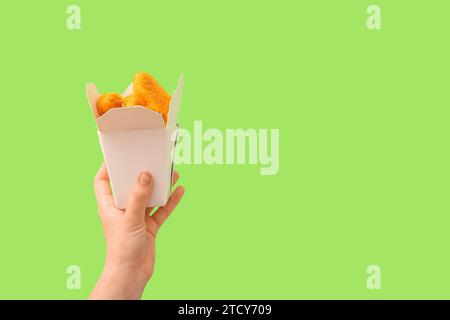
[90,264,147,300]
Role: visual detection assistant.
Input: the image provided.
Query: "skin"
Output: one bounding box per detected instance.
[90,163,185,300]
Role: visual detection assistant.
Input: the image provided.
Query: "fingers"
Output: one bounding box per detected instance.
[151,185,185,230]
[94,163,115,207]
[145,171,179,219]
[145,207,156,219]
[172,170,180,185]
[125,172,153,224]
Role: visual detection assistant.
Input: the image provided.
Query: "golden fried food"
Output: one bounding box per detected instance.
[97,93,124,116]
[123,91,157,110]
[123,95,136,107]
[97,72,171,125]
[130,72,171,124]
[160,94,170,123]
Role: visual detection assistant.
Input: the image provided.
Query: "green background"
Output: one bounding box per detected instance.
[0,0,449,299]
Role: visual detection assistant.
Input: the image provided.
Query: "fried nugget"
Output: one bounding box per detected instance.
[123,91,158,110]
[130,72,171,124]
[160,95,170,123]
[97,72,171,124]
[123,95,136,107]
[97,93,124,116]
[125,93,166,123]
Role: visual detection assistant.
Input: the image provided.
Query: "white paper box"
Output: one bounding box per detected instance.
[86,75,183,209]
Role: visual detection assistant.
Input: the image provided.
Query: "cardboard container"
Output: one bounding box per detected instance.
[86,75,183,209]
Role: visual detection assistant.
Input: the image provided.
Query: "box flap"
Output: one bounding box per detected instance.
[97,106,165,133]
[167,74,184,129]
[86,83,101,121]
[122,83,133,96]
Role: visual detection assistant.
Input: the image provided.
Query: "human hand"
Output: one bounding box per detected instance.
[90,163,185,300]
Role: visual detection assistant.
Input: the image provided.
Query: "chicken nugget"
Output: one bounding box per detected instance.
[132,72,171,124]
[133,72,154,92]
[124,93,164,119]
[161,95,170,124]
[97,93,124,116]
[123,91,152,108]
[123,95,137,107]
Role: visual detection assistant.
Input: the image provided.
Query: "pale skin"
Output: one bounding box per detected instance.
[90,163,185,300]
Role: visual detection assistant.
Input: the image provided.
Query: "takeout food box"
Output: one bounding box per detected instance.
[86,75,183,208]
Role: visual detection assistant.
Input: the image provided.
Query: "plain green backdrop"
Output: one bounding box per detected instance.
[0,0,449,299]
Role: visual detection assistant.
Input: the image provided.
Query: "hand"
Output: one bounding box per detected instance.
[90,163,185,300]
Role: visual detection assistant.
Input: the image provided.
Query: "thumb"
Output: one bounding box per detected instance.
[125,171,153,224]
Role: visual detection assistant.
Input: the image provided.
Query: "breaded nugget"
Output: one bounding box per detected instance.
[159,95,170,124]
[133,72,153,92]
[123,95,136,107]
[132,72,171,124]
[97,93,124,116]
[123,91,155,109]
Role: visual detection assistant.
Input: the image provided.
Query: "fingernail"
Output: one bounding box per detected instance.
[139,172,151,186]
